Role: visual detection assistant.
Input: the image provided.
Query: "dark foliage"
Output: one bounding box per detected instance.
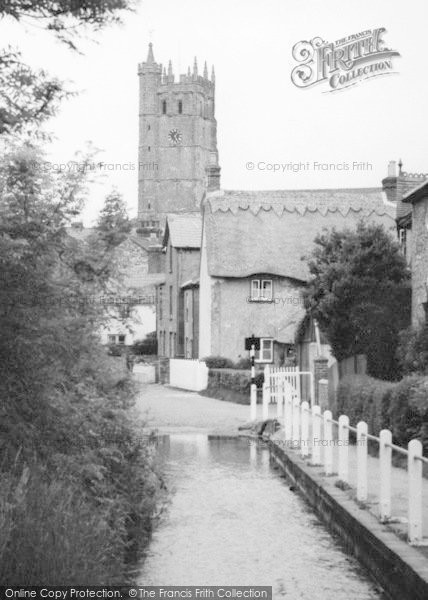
[397,325,428,375]
[336,374,428,454]
[304,221,411,380]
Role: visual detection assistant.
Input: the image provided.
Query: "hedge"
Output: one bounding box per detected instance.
[201,368,264,405]
[336,374,428,453]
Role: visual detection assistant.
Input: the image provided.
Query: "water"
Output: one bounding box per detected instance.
[138,434,386,599]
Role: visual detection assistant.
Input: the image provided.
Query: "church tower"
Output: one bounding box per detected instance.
[137,44,221,228]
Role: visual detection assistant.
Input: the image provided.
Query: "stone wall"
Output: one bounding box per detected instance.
[410,197,428,325]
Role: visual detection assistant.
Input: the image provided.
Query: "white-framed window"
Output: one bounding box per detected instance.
[118,334,126,345]
[250,278,273,301]
[108,334,116,344]
[255,338,273,363]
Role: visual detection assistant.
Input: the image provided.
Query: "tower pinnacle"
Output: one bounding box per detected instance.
[203,61,208,78]
[211,65,215,83]
[193,57,198,78]
[146,42,155,64]
[168,60,174,82]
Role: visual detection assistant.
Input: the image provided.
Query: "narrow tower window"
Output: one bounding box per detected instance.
[178,100,183,114]
[162,100,167,114]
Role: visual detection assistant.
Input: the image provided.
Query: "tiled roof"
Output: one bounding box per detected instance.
[163,213,202,249]
[205,188,396,282]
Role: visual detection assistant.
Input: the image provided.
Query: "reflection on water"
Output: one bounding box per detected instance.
[138,435,385,599]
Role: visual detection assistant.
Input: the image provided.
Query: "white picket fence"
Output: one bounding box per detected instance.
[264,366,301,405]
[258,381,428,546]
[169,358,208,391]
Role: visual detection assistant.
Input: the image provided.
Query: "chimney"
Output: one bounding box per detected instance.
[382,160,398,203]
[206,165,221,192]
[387,160,397,177]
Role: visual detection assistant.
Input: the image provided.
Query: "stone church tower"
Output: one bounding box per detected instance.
[138,43,221,228]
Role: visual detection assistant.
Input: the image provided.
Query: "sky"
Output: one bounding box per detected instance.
[1,0,427,223]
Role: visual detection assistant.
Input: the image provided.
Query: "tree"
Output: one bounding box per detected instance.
[0,0,135,48]
[303,221,411,380]
[97,189,131,247]
[0,0,135,134]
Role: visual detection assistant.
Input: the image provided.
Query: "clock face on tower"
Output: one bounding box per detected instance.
[168,129,182,146]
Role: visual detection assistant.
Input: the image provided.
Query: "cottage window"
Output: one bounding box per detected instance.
[255,338,273,363]
[250,278,273,301]
[118,334,126,345]
[108,334,116,344]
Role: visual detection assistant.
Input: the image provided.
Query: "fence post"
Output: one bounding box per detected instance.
[277,380,284,418]
[323,410,333,475]
[408,439,423,544]
[250,343,257,421]
[262,382,269,421]
[296,366,301,404]
[250,384,257,422]
[284,382,292,442]
[301,401,309,458]
[292,396,300,447]
[357,421,368,502]
[311,405,321,465]
[338,415,349,483]
[379,429,392,522]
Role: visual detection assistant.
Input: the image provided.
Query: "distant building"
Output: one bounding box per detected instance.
[156,214,202,358]
[67,223,164,347]
[401,180,428,326]
[198,188,396,365]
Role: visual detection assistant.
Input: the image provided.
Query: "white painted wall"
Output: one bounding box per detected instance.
[169,359,208,391]
[100,304,156,346]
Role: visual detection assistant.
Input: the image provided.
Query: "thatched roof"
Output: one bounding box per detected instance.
[205,188,396,282]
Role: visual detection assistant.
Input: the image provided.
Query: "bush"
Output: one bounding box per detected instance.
[203,356,235,369]
[202,368,265,405]
[387,376,428,453]
[335,375,395,435]
[0,470,121,585]
[336,374,428,454]
[107,343,124,356]
[234,357,252,370]
[397,326,428,375]
[132,334,157,356]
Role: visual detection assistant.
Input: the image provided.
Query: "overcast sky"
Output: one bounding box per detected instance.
[1,0,427,223]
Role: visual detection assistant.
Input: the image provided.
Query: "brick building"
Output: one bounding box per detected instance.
[156,214,202,358]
